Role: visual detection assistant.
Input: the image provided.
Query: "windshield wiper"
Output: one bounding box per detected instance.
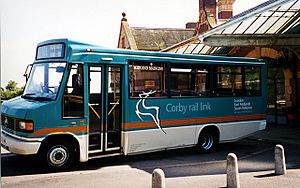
[32,96,52,101]
[22,94,52,101]
[22,93,36,99]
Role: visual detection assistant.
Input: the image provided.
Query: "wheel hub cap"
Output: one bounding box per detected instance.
[49,147,68,166]
[201,135,213,149]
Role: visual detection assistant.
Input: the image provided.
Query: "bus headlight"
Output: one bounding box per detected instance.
[19,121,34,131]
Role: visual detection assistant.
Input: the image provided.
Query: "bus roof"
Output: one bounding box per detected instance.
[34,38,264,65]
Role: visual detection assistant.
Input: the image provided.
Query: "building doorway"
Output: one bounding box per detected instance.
[266,60,287,124]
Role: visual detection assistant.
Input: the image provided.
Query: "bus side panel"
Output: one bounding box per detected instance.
[124,129,167,154]
[124,125,196,154]
[124,96,266,154]
[217,120,266,142]
[165,125,196,147]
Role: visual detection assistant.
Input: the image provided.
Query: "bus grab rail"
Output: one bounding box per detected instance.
[66,95,119,119]
[108,99,120,116]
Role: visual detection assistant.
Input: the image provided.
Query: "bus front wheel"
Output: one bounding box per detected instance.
[197,129,218,153]
[41,140,75,170]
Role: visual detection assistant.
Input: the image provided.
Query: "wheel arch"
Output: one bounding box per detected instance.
[39,133,80,161]
[197,125,220,144]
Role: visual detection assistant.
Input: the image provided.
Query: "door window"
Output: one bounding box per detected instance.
[88,66,102,150]
[63,64,84,118]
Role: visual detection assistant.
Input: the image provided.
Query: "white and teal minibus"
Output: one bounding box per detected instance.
[1,39,266,170]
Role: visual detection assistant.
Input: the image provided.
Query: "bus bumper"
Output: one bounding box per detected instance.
[1,130,41,155]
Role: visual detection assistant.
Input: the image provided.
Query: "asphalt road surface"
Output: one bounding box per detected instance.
[2,138,300,188]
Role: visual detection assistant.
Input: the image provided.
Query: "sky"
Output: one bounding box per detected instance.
[0,0,267,88]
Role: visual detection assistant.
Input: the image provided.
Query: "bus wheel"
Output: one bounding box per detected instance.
[42,140,75,170]
[197,130,218,153]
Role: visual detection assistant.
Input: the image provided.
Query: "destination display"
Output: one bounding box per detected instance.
[36,43,65,60]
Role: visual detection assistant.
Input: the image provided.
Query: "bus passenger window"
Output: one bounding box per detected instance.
[215,66,242,96]
[63,64,84,118]
[170,64,209,97]
[129,62,165,98]
[245,66,261,96]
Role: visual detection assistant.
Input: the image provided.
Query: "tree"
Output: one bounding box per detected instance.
[0,80,24,100]
[6,80,18,91]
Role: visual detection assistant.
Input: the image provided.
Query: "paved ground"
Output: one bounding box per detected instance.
[249,124,300,145]
[1,124,300,188]
[180,124,300,188]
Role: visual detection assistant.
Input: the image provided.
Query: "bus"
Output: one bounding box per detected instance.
[1,39,266,170]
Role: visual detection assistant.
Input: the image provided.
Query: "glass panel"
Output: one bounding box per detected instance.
[284,11,297,17]
[36,43,65,60]
[108,66,121,94]
[283,17,300,33]
[88,66,102,150]
[290,1,300,10]
[222,24,240,34]
[216,29,225,34]
[63,64,84,118]
[280,0,297,10]
[202,45,211,54]
[262,10,275,17]
[272,11,285,17]
[211,47,222,54]
[215,66,242,96]
[170,49,177,53]
[267,17,290,34]
[245,16,267,34]
[170,73,194,96]
[256,16,280,34]
[129,62,165,97]
[23,62,66,101]
[170,64,210,97]
[217,74,242,89]
[267,64,286,125]
[185,44,198,54]
[107,66,121,149]
[235,17,257,34]
[195,73,208,96]
[217,66,241,73]
[192,43,205,54]
[176,46,188,54]
[245,66,261,96]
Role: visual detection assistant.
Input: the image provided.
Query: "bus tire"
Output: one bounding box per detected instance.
[197,129,218,153]
[41,139,75,170]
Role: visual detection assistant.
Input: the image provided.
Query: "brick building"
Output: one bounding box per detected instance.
[196,0,235,34]
[163,0,300,126]
[117,13,194,51]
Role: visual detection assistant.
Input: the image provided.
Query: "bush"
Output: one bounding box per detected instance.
[0,80,24,100]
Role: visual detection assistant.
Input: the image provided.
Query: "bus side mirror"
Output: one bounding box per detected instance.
[23,64,33,83]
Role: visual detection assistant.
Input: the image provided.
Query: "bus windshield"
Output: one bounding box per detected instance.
[22,62,66,101]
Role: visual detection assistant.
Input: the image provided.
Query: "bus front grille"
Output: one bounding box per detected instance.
[1,114,15,130]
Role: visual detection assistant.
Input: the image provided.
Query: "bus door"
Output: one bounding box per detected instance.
[88,65,122,154]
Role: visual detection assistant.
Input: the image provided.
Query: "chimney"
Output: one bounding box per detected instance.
[186,22,197,29]
[200,0,217,19]
[218,0,235,21]
[196,0,217,34]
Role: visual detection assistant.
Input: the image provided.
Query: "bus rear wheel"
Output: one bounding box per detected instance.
[41,140,75,170]
[197,129,218,153]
